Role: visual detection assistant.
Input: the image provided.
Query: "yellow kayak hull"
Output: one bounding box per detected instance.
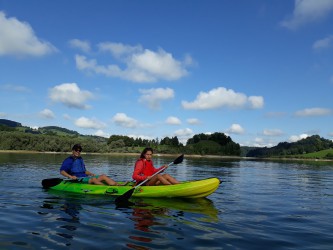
[42,177,221,198]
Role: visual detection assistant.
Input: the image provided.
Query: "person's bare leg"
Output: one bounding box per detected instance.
[163,174,180,184]
[97,174,118,185]
[89,177,105,185]
[147,174,172,185]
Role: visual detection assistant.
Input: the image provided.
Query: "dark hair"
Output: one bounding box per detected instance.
[72,144,82,151]
[140,147,153,158]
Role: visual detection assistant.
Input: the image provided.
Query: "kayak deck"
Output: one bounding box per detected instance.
[42,177,221,198]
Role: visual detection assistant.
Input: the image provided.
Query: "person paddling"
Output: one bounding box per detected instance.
[132,147,179,186]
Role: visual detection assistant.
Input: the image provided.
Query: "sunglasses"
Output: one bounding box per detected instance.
[74,149,82,152]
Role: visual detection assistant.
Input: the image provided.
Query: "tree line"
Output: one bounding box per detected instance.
[0,120,241,156]
[3,119,331,158]
[246,135,333,157]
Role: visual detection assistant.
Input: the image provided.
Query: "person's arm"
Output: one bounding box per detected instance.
[132,160,147,182]
[153,162,167,173]
[60,170,77,180]
[60,157,77,180]
[85,170,95,176]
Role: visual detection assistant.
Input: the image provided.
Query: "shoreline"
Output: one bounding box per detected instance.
[0,150,332,162]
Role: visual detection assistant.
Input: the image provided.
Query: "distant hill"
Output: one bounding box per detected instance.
[0,119,22,127]
[38,126,80,136]
[0,119,98,138]
[246,135,333,157]
[240,146,257,157]
[1,118,332,159]
[0,119,109,152]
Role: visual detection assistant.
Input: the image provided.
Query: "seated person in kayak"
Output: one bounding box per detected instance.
[132,147,179,186]
[60,144,121,186]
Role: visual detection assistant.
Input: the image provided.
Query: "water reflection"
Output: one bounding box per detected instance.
[60,202,81,222]
[125,197,219,250]
[40,196,82,246]
[129,197,219,221]
[127,204,167,249]
[40,189,220,249]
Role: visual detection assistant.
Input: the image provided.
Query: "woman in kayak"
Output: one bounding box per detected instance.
[60,144,123,186]
[132,147,180,186]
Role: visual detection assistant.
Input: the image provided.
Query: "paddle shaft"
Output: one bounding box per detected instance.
[114,155,183,204]
[135,165,166,188]
[133,158,180,188]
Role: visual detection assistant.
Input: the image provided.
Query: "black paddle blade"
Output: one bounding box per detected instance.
[115,188,135,204]
[42,178,63,189]
[173,154,184,165]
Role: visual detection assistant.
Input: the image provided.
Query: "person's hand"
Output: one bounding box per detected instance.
[163,165,168,169]
[71,175,78,180]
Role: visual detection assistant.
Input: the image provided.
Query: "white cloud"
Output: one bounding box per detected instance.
[173,128,194,145]
[39,109,55,119]
[166,116,181,125]
[112,113,139,128]
[253,137,265,147]
[76,54,122,76]
[127,134,155,140]
[69,39,91,53]
[74,117,106,129]
[281,0,333,29]
[289,133,309,142]
[174,128,194,137]
[0,11,57,57]
[130,48,188,81]
[263,129,284,136]
[94,129,109,138]
[98,42,142,58]
[187,118,200,125]
[295,107,332,116]
[49,83,94,109]
[248,96,264,109]
[227,124,245,134]
[75,42,191,83]
[251,137,276,148]
[0,84,30,92]
[139,88,174,109]
[182,87,264,110]
[313,35,333,50]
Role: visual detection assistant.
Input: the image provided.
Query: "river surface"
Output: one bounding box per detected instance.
[0,152,332,249]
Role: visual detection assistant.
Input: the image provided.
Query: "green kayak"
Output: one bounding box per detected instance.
[42,177,221,198]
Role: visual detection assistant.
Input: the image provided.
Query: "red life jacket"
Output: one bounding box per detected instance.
[132,158,158,182]
[140,159,156,176]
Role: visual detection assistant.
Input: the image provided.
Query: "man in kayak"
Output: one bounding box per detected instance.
[132,147,179,185]
[60,144,123,186]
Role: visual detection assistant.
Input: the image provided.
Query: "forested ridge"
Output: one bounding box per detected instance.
[1,119,332,158]
[246,135,333,159]
[0,119,240,155]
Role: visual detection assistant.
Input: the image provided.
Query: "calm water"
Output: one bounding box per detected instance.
[0,153,333,250]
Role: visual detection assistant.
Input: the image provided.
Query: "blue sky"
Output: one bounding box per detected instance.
[1,0,333,147]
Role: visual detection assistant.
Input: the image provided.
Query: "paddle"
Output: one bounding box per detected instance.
[42,178,63,188]
[115,154,184,205]
[41,177,85,189]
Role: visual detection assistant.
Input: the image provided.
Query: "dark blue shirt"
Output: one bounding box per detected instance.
[60,156,87,177]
